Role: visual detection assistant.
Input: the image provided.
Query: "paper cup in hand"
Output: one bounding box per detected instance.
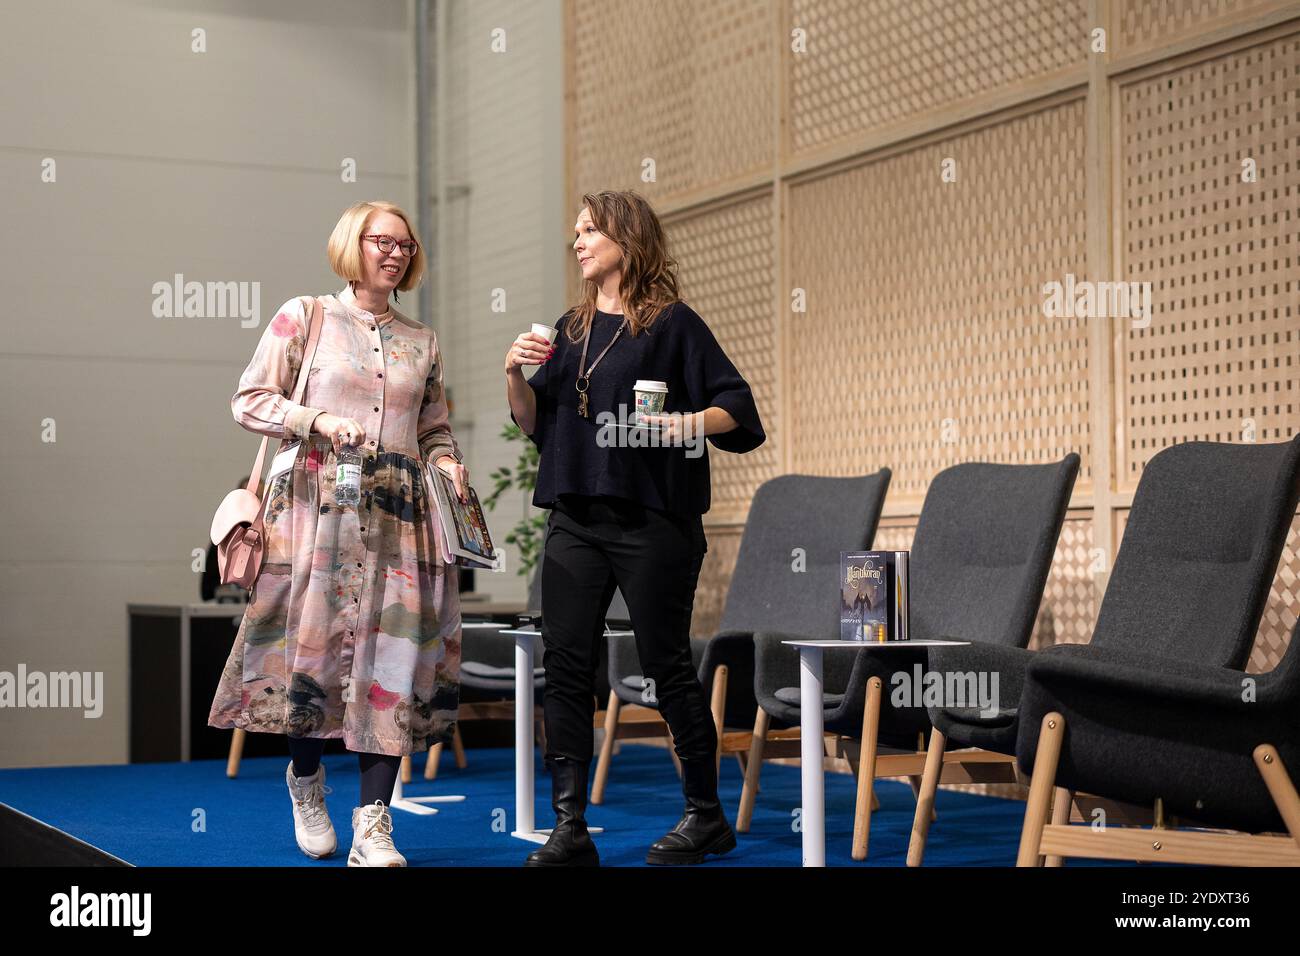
[525,323,558,365]
[634,380,668,424]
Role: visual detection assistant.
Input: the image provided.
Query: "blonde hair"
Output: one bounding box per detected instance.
[564,189,680,344]
[327,200,425,293]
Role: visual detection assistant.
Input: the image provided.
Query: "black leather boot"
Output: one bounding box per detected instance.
[645,755,737,865]
[524,756,599,867]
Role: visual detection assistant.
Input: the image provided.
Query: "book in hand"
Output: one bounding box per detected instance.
[839,551,910,642]
[425,461,504,571]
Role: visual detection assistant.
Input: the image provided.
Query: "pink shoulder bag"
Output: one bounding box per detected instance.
[209,295,324,588]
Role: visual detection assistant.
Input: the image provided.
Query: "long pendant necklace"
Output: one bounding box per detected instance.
[575,316,627,419]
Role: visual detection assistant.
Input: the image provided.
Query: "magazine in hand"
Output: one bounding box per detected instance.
[425,461,503,571]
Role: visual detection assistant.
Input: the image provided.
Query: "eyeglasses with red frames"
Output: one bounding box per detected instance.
[363,234,419,257]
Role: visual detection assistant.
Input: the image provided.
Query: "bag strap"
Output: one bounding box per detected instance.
[244,296,325,498]
[291,295,325,406]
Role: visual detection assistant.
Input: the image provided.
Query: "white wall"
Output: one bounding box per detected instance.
[432,0,567,602]
[0,0,415,767]
[0,0,567,769]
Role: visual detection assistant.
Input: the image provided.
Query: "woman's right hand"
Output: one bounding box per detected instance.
[504,332,554,374]
[313,414,367,454]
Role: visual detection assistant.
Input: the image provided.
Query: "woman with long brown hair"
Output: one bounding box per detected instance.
[504,190,765,865]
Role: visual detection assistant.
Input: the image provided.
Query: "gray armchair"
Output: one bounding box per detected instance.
[592,473,889,806]
[745,455,1079,864]
[1011,436,1300,866]
[593,470,892,805]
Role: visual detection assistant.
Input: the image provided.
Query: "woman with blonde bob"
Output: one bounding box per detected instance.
[506,190,766,865]
[209,200,470,867]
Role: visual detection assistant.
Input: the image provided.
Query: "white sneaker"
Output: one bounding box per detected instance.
[285,761,337,859]
[348,800,407,867]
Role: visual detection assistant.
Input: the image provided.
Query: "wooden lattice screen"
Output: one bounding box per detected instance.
[565,0,1300,674]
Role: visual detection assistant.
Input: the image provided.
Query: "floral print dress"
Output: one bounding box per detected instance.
[207,285,463,756]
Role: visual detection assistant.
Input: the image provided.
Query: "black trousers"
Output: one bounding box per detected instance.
[540,494,714,765]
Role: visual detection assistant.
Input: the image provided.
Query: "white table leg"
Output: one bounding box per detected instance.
[508,630,602,844]
[389,771,466,816]
[512,633,542,841]
[800,645,826,867]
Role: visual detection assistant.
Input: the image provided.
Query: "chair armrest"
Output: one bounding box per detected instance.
[461,628,517,669]
[605,631,641,688]
[1026,644,1262,711]
[1016,642,1283,778]
[1015,643,1294,821]
[926,641,1036,706]
[689,636,709,672]
[698,630,759,728]
[752,631,807,698]
[698,630,754,681]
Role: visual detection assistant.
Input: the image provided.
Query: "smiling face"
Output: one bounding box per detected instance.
[359,210,414,294]
[573,207,623,286]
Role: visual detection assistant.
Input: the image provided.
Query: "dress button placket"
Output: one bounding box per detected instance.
[343,313,386,707]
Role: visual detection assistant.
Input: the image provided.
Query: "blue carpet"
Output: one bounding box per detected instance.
[0,745,1070,866]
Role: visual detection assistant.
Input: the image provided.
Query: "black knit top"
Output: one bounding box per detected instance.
[511,301,765,518]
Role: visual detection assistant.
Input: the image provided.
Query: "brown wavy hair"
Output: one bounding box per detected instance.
[562,190,681,344]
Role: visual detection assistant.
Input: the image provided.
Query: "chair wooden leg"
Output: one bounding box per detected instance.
[1016,712,1066,866]
[423,724,463,779]
[907,727,946,867]
[738,752,758,795]
[451,724,467,769]
[226,728,245,779]
[850,677,883,861]
[843,741,879,811]
[1044,787,1074,867]
[591,691,621,806]
[400,755,412,785]
[737,709,769,832]
[1254,744,1300,850]
[907,775,937,823]
[710,665,729,776]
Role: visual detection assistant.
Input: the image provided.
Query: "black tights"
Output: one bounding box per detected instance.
[287,736,401,807]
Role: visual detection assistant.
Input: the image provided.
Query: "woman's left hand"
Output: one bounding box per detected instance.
[435,455,470,502]
[639,412,700,445]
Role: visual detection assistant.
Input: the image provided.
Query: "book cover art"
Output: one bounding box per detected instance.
[840,551,910,642]
[427,463,501,569]
[440,473,493,558]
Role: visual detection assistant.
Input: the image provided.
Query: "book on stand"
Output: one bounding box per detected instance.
[839,551,910,642]
[425,461,504,571]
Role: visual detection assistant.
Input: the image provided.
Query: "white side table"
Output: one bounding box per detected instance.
[387,622,519,816]
[495,626,632,843]
[779,639,970,867]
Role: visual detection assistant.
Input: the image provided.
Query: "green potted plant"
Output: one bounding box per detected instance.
[481,423,545,577]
